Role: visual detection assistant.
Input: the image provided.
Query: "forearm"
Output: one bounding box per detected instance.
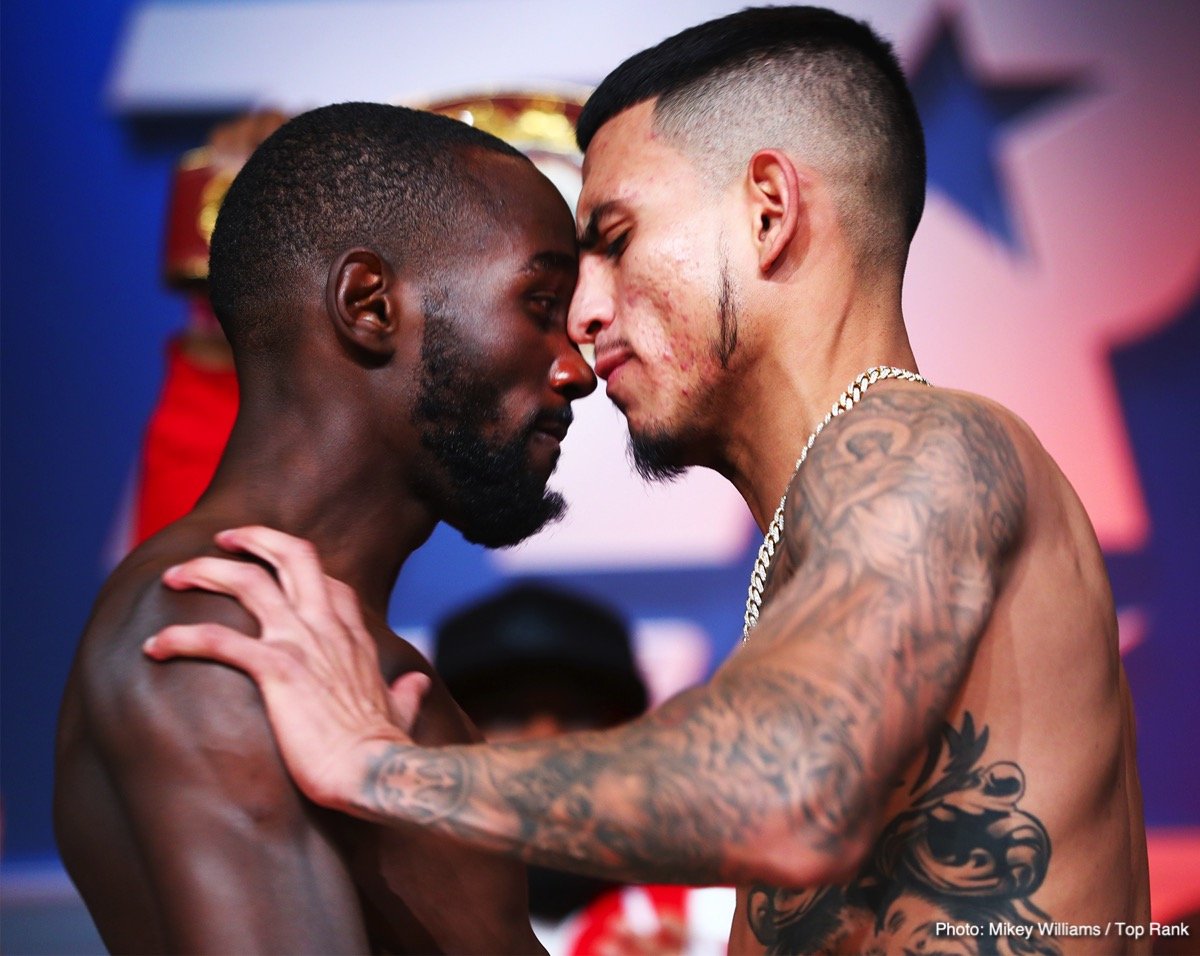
[354,717,738,883]
[346,393,1024,886]
[347,680,862,887]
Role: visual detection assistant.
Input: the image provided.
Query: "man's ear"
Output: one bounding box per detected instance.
[745,149,806,276]
[326,247,400,361]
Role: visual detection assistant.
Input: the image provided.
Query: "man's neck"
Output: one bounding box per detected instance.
[717,286,916,532]
[195,407,437,618]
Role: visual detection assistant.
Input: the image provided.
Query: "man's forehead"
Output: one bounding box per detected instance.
[467,153,577,247]
[577,116,708,246]
[577,101,660,216]
[585,99,659,156]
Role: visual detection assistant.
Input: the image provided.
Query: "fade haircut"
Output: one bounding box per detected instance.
[576,6,926,269]
[209,102,527,353]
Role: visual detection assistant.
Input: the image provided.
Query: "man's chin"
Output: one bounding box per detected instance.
[628,429,689,483]
[454,490,567,549]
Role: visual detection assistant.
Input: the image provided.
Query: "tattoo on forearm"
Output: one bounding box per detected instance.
[363,745,471,825]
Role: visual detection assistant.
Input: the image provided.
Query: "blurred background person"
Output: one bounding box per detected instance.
[435,583,734,956]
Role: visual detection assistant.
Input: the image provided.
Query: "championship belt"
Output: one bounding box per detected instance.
[417,89,589,211]
[161,146,239,289]
[161,90,588,290]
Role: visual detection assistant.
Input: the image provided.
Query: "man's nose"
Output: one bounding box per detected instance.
[567,258,614,346]
[550,340,597,400]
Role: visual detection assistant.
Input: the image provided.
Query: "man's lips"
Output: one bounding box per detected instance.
[593,347,632,381]
[533,408,573,442]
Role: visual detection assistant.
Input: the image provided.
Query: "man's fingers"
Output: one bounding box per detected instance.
[162,556,298,634]
[143,622,285,681]
[387,672,432,731]
[213,526,339,629]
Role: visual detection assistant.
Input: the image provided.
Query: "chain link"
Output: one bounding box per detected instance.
[742,366,932,643]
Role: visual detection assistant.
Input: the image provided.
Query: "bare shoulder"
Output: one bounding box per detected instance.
[65,530,280,777]
[785,384,1029,568]
[57,529,396,952]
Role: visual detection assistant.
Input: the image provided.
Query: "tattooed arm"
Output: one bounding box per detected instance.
[144,391,1026,888]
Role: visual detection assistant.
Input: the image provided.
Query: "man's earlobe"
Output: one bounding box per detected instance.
[328,248,398,360]
[747,150,805,275]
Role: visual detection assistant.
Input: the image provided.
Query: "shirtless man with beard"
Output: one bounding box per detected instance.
[56,102,594,953]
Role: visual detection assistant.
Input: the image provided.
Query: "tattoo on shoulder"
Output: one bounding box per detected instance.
[729,391,1035,884]
[784,389,1027,571]
[765,389,1028,707]
[749,711,1058,955]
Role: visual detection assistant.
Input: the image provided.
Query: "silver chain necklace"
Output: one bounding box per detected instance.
[742,365,931,643]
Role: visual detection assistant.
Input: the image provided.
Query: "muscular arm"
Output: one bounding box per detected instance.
[147,391,1027,889]
[337,392,1026,886]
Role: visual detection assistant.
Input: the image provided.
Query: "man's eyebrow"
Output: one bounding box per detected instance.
[577,201,621,251]
[521,251,578,276]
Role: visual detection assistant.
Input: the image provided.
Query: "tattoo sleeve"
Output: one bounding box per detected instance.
[355,390,1027,887]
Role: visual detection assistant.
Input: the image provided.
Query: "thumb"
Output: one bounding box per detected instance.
[387,671,432,730]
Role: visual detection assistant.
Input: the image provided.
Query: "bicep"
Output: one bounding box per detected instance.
[103,657,368,954]
[737,394,1026,828]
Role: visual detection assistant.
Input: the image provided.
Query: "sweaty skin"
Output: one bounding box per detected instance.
[142,384,1149,956]
[56,517,539,954]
